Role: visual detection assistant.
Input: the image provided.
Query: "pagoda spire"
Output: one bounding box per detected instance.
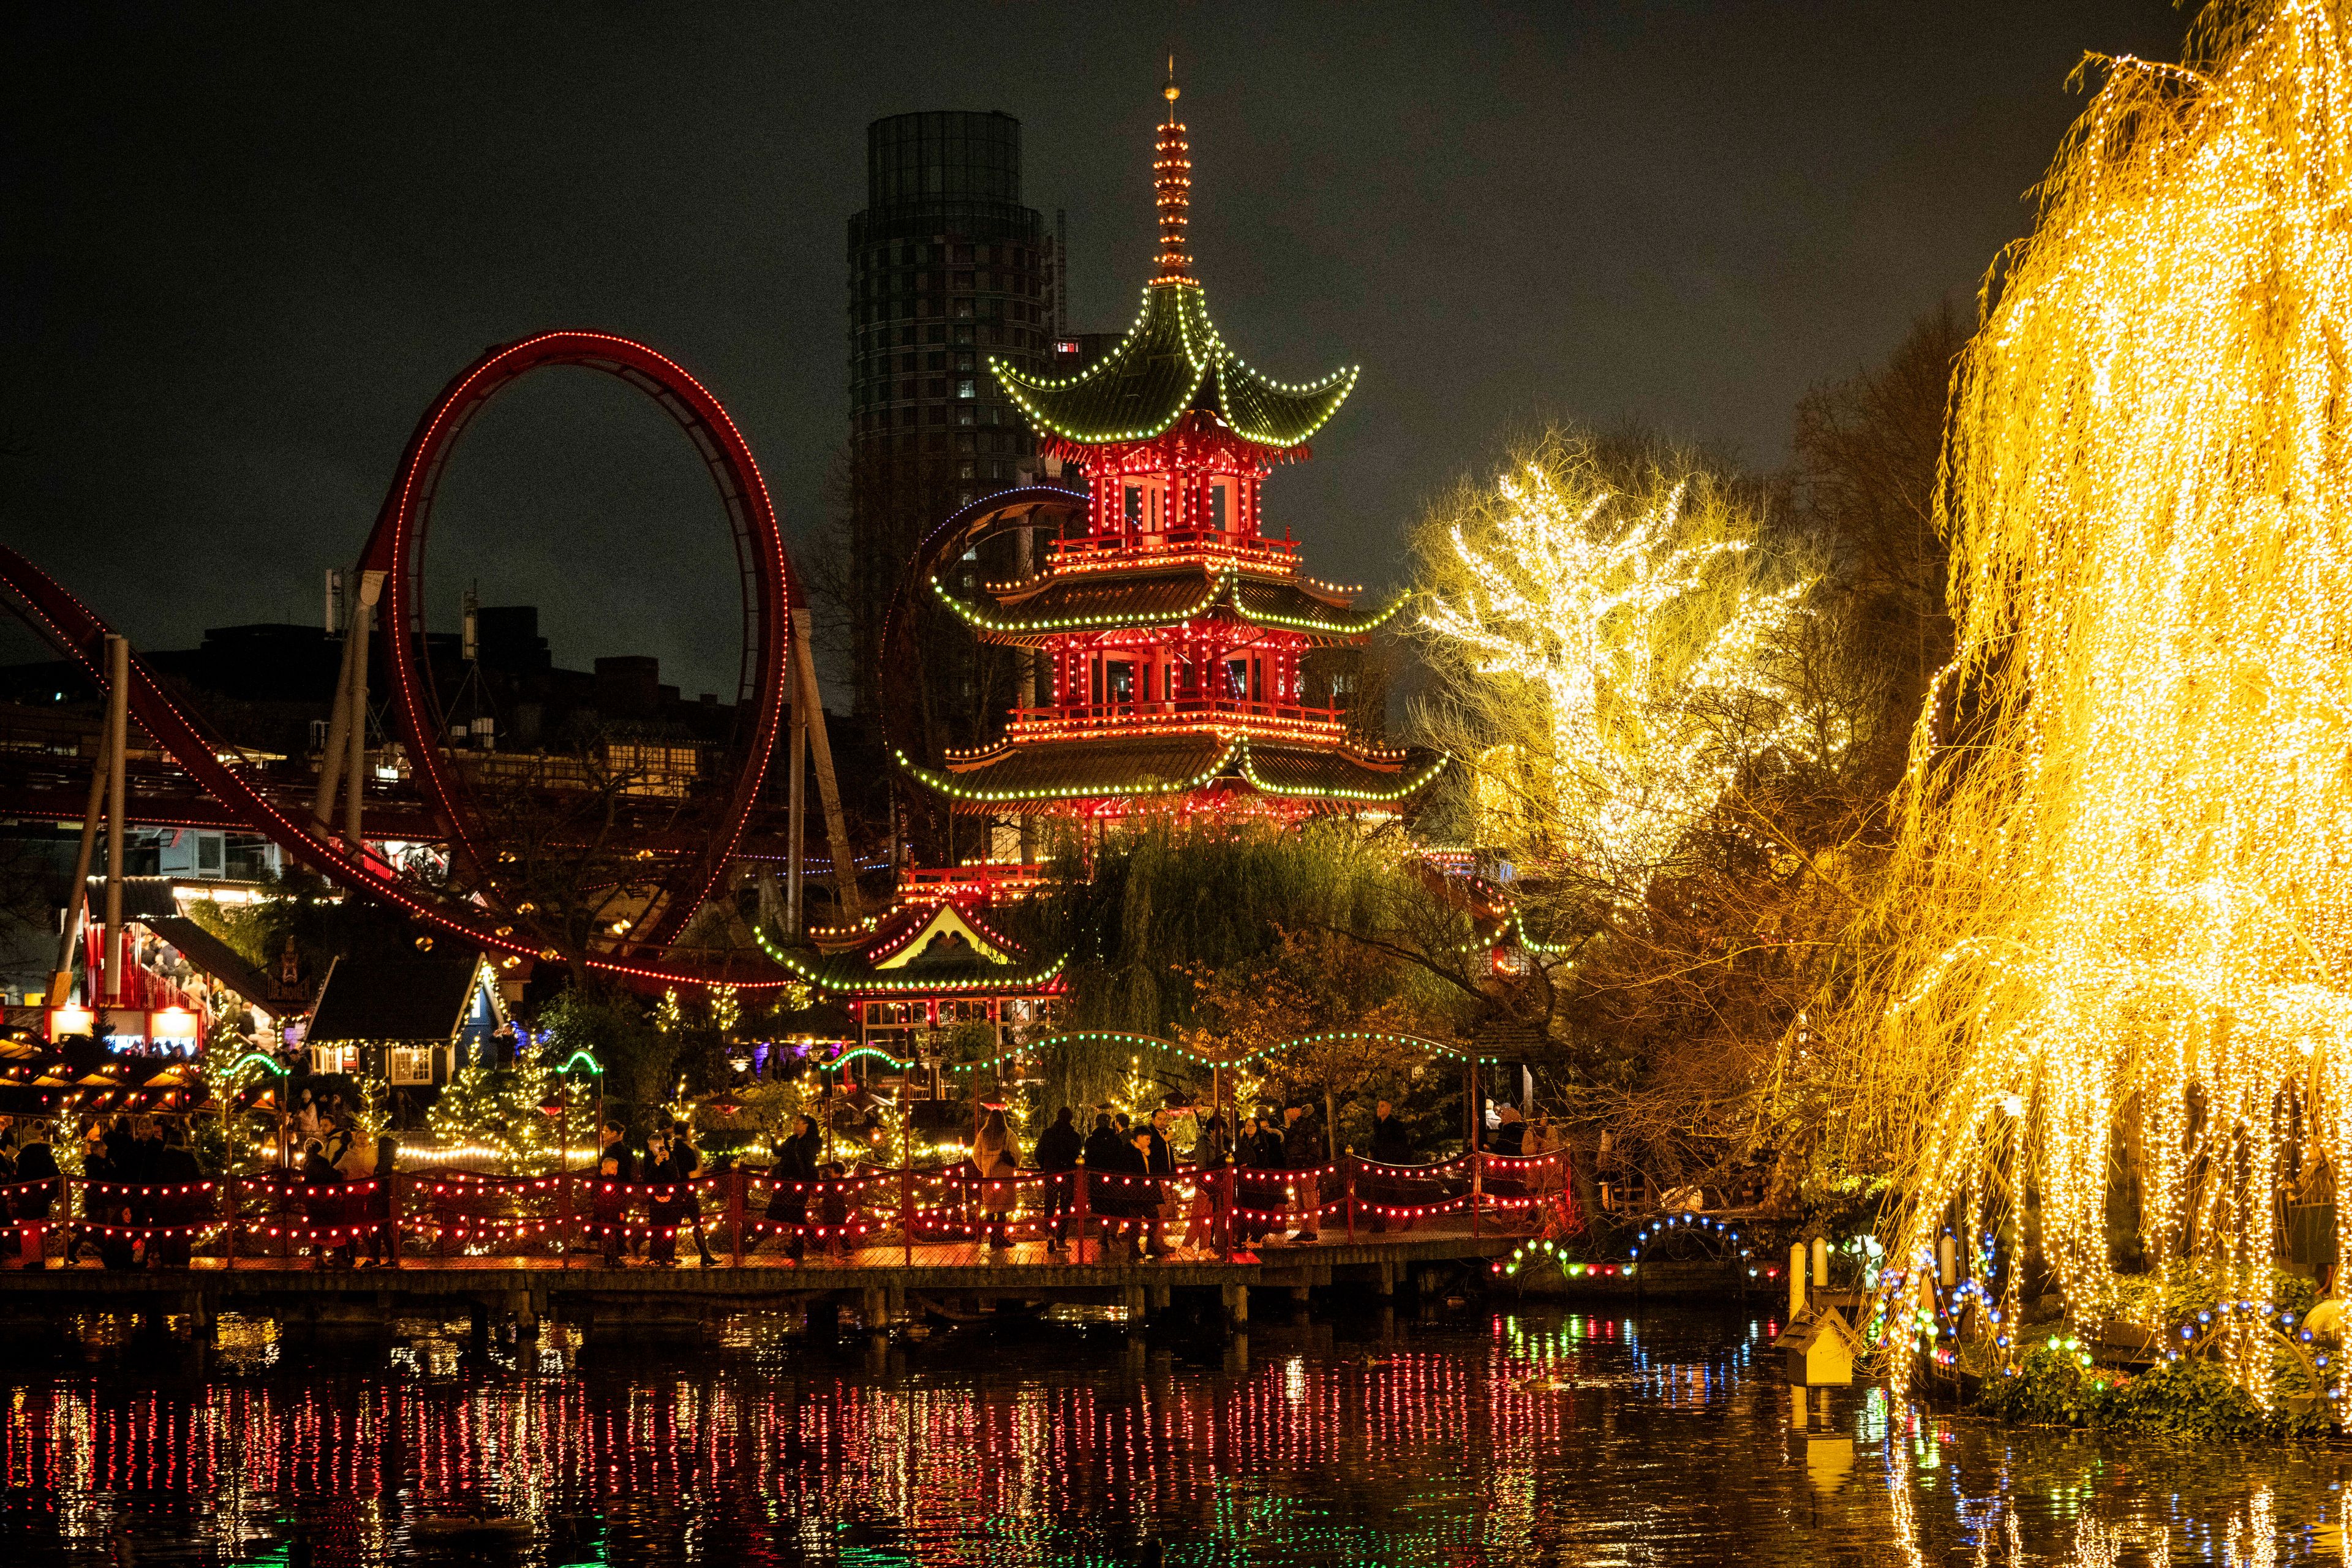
[1153,56,1193,284]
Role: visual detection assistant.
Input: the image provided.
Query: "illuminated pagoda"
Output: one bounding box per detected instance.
[899,69,1446,825]
[757,869,1065,1058]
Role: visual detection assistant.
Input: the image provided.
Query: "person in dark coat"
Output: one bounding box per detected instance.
[1232,1115,1279,1246]
[1098,1128,1154,1258]
[151,1124,205,1268]
[1281,1103,1326,1244]
[1032,1107,1082,1254]
[764,1115,823,1261]
[1142,1109,1176,1257]
[1080,1112,1129,1254]
[666,1122,717,1267]
[14,1123,57,1268]
[300,1135,351,1268]
[598,1119,643,1259]
[643,1131,681,1265]
[1366,1099,1414,1234]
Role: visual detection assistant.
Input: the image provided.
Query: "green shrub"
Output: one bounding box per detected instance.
[1975,1344,2331,1441]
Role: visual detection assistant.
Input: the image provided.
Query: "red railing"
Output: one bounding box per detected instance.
[0,1151,1569,1268]
[1003,699,1347,739]
[1041,530,1299,569]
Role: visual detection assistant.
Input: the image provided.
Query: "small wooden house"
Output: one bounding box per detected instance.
[302,952,503,1087]
[1776,1306,1865,1386]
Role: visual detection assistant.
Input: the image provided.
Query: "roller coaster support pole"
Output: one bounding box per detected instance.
[791,606,863,922]
[50,712,108,1006]
[344,572,381,851]
[786,655,807,935]
[312,609,355,825]
[102,633,127,1006]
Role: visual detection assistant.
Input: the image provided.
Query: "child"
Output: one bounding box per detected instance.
[592,1155,627,1267]
[814,1163,851,1262]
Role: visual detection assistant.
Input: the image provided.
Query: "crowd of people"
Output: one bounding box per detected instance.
[1,1115,207,1270]
[717,1096,1442,1266]
[0,1089,1557,1271]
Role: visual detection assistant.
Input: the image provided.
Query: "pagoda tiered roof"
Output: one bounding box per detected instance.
[897,732,1446,815]
[758,892,1066,998]
[933,560,1409,646]
[993,281,1357,452]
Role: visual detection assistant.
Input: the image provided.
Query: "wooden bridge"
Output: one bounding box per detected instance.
[0,1228,1537,1341]
[0,1156,1630,1338]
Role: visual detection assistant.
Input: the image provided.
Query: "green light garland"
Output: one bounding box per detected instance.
[753,922,1069,994]
[813,1026,1499,1077]
[891,738,1245,805]
[1236,741,1452,803]
[992,282,1356,449]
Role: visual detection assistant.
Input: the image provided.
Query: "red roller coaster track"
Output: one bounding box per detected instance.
[0,331,806,992]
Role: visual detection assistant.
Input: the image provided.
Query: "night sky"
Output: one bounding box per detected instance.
[1,1,2188,705]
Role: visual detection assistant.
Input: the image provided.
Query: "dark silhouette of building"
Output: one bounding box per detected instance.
[845,110,1059,718]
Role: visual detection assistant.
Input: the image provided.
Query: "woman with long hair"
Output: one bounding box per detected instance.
[972,1107,1017,1252]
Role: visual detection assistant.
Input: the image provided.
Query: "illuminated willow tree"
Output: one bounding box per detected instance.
[1863,0,2352,1395]
[1416,432,1823,895]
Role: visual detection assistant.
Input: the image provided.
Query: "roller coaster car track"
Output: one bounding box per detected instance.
[0,331,808,992]
[876,484,1090,771]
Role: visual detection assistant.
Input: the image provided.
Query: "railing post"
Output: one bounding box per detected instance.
[729,1167,747,1269]
[900,1164,914,1265]
[223,1174,239,1272]
[1471,1151,1483,1239]
[1220,1163,1235,1262]
[386,1167,402,1270]
[1075,1164,1091,1265]
[1344,1154,1357,1242]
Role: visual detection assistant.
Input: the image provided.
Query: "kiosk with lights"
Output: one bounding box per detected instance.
[899,70,1444,827]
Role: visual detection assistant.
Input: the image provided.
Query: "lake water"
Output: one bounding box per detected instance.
[2,1304,2346,1564]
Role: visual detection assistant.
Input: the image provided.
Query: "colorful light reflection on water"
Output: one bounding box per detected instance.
[3,1307,2350,1564]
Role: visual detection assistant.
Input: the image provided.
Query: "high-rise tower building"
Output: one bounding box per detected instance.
[845,111,1060,719]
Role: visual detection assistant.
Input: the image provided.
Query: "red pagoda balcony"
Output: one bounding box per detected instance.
[1004,698,1348,744]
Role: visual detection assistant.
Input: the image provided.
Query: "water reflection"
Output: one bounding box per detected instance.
[2,1308,2348,1563]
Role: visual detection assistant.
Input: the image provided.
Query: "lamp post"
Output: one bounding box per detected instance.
[553,1050,602,1267]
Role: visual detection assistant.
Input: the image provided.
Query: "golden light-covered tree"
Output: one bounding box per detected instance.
[1853,0,2352,1399]
[1415,431,1829,896]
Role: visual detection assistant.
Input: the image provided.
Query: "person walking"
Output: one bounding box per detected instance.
[1032,1107,1082,1255]
[765,1114,823,1262]
[667,1121,718,1267]
[1282,1101,1326,1245]
[972,1106,1017,1253]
